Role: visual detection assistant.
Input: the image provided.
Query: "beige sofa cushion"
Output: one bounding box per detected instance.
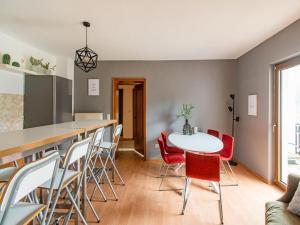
[288,183,300,216]
[266,201,300,225]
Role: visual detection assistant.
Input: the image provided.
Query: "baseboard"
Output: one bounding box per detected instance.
[236,160,273,184]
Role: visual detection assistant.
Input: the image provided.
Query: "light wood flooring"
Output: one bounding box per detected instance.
[85,152,283,225]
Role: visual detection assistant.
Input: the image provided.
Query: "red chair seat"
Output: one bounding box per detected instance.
[166,146,184,154]
[220,154,230,161]
[164,153,185,165]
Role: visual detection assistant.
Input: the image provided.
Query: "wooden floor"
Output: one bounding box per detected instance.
[85,152,283,225]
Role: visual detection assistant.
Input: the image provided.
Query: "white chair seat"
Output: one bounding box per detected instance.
[45,149,66,157]
[1,202,45,225]
[40,168,80,190]
[99,141,116,149]
[0,167,17,182]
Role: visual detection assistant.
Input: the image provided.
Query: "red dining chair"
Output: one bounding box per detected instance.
[207,129,220,138]
[157,136,185,190]
[161,131,184,154]
[181,152,223,224]
[219,134,237,186]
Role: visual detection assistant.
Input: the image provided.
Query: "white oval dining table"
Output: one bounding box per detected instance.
[168,132,224,194]
[168,132,223,153]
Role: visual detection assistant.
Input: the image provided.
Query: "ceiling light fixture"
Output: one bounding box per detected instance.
[75,21,98,73]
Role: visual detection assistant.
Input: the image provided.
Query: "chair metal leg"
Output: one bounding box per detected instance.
[98,156,118,200]
[218,182,224,224]
[159,165,169,190]
[220,160,227,174]
[158,162,165,177]
[109,156,125,185]
[90,154,118,201]
[90,155,110,200]
[88,164,107,202]
[86,193,101,223]
[109,148,125,185]
[221,160,238,187]
[63,187,88,225]
[181,177,191,215]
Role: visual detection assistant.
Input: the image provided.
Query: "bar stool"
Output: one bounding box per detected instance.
[90,124,125,201]
[88,128,118,201]
[0,151,60,225]
[40,137,92,225]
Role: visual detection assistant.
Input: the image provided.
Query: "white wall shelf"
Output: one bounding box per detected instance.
[0,64,38,75]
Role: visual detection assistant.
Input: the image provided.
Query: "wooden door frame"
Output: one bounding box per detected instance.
[274,56,300,189]
[112,77,147,160]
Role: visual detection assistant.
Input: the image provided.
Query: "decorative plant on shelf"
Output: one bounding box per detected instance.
[177,104,195,135]
[41,62,49,70]
[12,61,20,67]
[2,54,11,65]
[29,56,51,74]
[29,56,42,66]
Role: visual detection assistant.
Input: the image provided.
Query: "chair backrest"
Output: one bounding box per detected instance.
[161,131,168,145]
[207,129,220,138]
[185,152,220,182]
[157,136,167,159]
[0,151,60,223]
[112,124,123,145]
[220,134,234,160]
[92,127,105,148]
[63,137,92,168]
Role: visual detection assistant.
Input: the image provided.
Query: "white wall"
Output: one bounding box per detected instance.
[0,32,75,131]
[0,32,74,95]
[236,19,300,181]
[0,31,74,96]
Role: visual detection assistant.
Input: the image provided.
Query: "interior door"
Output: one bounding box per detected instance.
[133,84,144,156]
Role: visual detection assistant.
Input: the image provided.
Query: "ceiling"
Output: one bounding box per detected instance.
[0,0,300,60]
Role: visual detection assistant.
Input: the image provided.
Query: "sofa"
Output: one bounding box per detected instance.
[266,174,300,225]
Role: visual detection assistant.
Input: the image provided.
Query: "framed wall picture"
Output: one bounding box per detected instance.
[248,94,257,116]
[88,79,100,96]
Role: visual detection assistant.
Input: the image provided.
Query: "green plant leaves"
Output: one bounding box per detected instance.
[177,104,195,120]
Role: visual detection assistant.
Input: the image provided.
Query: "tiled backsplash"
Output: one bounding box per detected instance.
[0,93,23,132]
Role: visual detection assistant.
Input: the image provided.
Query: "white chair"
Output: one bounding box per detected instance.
[0,161,19,190]
[0,151,60,225]
[40,137,92,225]
[88,128,118,201]
[90,124,125,200]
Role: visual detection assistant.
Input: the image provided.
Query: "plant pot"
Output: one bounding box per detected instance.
[183,119,192,135]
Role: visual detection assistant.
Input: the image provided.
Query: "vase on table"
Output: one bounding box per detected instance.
[183,119,192,135]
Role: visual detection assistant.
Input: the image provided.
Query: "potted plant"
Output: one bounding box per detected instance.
[41,61,50,74]
[178,104,195,135]
[29,56,42,73]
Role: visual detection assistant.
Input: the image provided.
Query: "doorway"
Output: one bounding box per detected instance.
[112,78,146,159]
[275,57,300,186]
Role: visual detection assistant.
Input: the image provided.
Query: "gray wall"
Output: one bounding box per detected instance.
[75,60,236,159]
[236,19,300,181]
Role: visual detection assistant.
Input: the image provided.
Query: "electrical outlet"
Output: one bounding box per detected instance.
[155,143,159,149]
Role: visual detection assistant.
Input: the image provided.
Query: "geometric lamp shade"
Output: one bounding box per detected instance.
[74,21,98,73]
[75,46,98,73]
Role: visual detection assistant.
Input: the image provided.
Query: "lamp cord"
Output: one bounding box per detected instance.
[85,26,88,47]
